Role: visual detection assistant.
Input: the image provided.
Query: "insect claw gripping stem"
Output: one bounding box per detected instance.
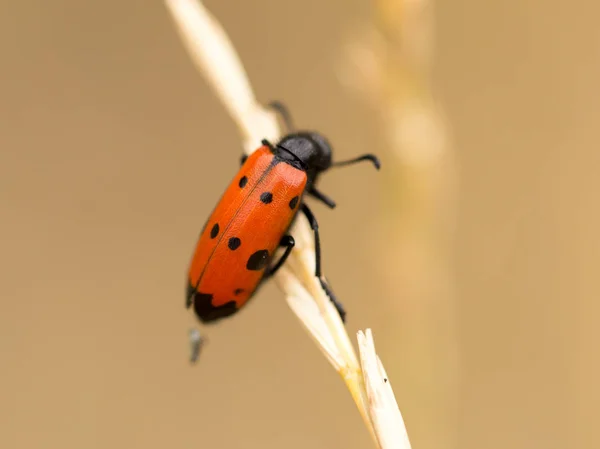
[301,203,346,322]
[265,235,295,278]
[261,138,276,152]
[319,277,346,323]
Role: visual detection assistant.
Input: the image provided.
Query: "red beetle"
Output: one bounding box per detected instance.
[186,104,380,324]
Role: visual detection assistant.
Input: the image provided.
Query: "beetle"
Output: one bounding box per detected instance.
[186,104,380,324]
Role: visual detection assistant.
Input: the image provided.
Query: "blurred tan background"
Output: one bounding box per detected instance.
[1,1,598,448]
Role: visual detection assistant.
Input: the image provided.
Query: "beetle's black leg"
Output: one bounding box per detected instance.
[243,139,275,163]
[301,204,322,277]
[264,235,295,278]
[267,101,295,132]
[301,203,346,322]
[308,187,336,209]
[319,278,346,323]
[261,139,277,153]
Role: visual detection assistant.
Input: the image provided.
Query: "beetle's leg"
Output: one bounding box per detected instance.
[242,138,276,164]
[301,204,323,277]
[267,101,295,132]
[308,187,336,209]
[261,138,277,153]
[301,203,346,322]
[264,235,295,278]
[318,277,346,323]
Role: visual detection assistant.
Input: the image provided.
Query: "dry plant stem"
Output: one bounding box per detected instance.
[164,0,279,150]
[164,1,410,447]
[359,330,412,449]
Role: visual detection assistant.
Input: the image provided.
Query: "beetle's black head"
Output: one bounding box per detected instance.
[276,132,332,180]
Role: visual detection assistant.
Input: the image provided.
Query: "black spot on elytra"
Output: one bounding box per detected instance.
[246,249,270,271]
[234,288,244,295]
[210,223,219,239]
[228,237,241,250]
[239,176,248,188]
[260,192,273,204]
[198,301,238,322]
[192,291,238,323]
[289,196,299,209]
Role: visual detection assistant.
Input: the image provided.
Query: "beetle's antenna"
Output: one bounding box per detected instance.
[331,154,381,170]
[267,101,295,132]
